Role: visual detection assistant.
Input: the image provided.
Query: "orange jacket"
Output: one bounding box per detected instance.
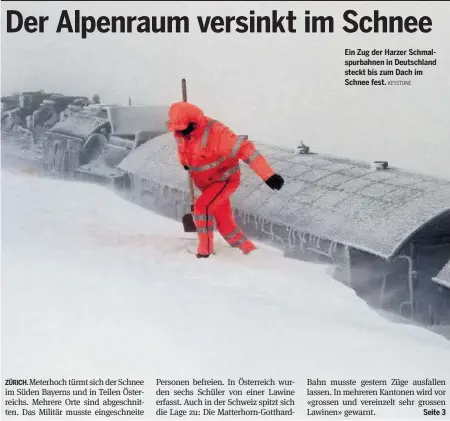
[167,102,275,189]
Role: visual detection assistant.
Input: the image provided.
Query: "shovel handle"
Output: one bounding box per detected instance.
[182,78,187,102]
[182,78,195,210]
[188,171,195,207]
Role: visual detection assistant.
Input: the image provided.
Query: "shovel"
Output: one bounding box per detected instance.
[181,78,197,233]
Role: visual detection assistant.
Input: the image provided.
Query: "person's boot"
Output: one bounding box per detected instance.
[196,231,214,258]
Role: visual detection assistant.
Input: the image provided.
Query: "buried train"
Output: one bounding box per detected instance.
[2,99,450,335]
[1,93,168,182]
[115,133,450,332]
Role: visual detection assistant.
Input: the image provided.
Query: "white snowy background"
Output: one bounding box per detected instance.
[2,1,450,420]
[1,1,450,178]
[2,169,450,420]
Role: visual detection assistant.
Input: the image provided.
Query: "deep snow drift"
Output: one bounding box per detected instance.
[2,169,450,419]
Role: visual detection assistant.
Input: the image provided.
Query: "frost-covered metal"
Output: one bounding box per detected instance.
[118,132,450,260]
[36,104,169,179]
[47,105,169,140]
[48,113,109,140]
[433,262,450,288]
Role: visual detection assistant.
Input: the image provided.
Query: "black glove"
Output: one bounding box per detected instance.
[183,165,189,170]
[265,174,284,190]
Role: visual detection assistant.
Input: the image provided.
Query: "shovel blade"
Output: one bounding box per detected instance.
[182,213,197,233]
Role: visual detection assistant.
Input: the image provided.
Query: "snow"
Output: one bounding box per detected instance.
[49,113,108,140]
[2,169,450,419]
[433,261,450,288]
[106,105,169,135]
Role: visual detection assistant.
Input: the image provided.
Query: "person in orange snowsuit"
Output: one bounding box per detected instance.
[166,102,285,258]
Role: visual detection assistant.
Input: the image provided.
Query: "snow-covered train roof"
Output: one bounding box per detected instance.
[48,113,109,140]
[48,105,169,139]
[119,132,450,259]
[433,262,450,288]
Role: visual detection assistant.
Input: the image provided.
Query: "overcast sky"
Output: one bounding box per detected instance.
[2,1,449,178]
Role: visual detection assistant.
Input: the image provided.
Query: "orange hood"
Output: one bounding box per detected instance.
[166,102,207,132]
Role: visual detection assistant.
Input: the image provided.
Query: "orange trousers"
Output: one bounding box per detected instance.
[193,179,256,255]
